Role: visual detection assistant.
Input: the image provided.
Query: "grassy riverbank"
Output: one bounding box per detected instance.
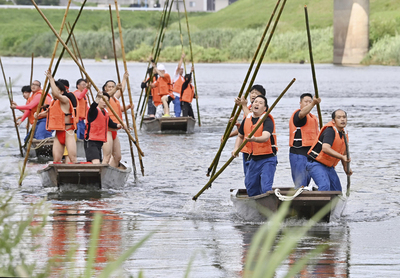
[1,0,400,64]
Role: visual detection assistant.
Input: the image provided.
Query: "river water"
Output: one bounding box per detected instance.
[1,57,400,277]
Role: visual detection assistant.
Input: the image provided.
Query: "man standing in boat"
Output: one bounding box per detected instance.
[289,93,321,189]
[84,90,124,164]
[232,95,278,197]
[42,70,77,163]
[172,53,186,117]
[226,85,267,176]
[11,80,53,140]
[150,62,174,117]
[102,72,130,168]
[180,67,196,119]
[73,78,90,140]
[306,109,352,191]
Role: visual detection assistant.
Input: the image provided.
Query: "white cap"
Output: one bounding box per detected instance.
[157,64,166,71]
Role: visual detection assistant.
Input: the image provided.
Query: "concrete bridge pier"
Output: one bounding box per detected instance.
[333,0,369,65]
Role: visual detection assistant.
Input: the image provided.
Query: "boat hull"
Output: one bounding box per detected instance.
[230,188,345,222]
[38,163,131,190]
[142,117,196,133]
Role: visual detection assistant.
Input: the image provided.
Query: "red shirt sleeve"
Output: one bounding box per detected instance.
[74,89,88,100]
[16,94,41,110]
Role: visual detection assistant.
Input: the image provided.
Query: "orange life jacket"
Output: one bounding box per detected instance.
[181,84,194,103]
[27,90,52,125]
[46,98,77,131]
[289,109,319,147]
[73,89,88,120]
[173,75,184,94]
[307,121,347,167]
[150,76,162,107]
[157,73,174,98]
[85,108,109,142]
[243,113,278,156]
[108,97,122,124]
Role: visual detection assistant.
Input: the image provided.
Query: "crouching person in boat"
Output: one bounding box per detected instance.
[84,91,124,164]
[42,70,77,163]
[180,67,197,119]
[306,109,352,191]
[232,95,278,197]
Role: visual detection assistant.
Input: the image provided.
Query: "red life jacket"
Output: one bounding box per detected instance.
[149,76,162,107]
[85,108,109,142]
[307,121,347,167]
[73,89,88,120]
[289,109,319,147]
[27,90,52,124]
[173,75,184,94]
[108,97,122,124]
[243,113,278,156]
[181,84,195,103]
[46,99,76,131]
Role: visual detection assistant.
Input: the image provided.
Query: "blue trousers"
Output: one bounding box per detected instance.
[245,156,277,197]
[289,153,311,189]
[34,118,53,140]
[173,95,181,117]
[305,159,342,191]
[77,119,86,140]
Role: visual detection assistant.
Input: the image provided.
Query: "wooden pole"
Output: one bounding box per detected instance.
[207,0,287,177]
[27,53,34,134]
[109,4,138,178]
[135,0,168,118]
[114,1,145,176]
[176,1,186,73]
[343,131,351,197]
[19,0,71,185]
[43,0,87,98]
[67,22,95,103]
[182,0,200,126]
[0,59,24,157]
[193,78,296,201]
[304,5,323,129]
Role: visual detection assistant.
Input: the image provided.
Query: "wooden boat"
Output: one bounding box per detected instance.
[38,163,131,190]
[142,116,196,133]
[230,188,345,222]
[28,137,85,158]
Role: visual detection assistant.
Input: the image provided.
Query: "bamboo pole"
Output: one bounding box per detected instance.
[207,0,281,177]
[67,22,95,103]
[176,1,186,73]
[193,78,296,201]
[304,6,323,129]
[139,0,175,129]
[0,59,23,157]
[207,0,287,178]
[343,131,351,197]
[135,0,168,118]
[109,4,137,178]
[114,1,145,176]
[19,0,71,185]
[182,0,200,126]
[28,53,34,134]
[9,77,23,156]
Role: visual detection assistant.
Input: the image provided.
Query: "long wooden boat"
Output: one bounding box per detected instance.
[28,137,85,158]
[38,163,131,190]
[230,188,345,222]
[142,117,196,133]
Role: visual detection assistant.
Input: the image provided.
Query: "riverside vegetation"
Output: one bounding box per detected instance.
[1,0,400,64]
